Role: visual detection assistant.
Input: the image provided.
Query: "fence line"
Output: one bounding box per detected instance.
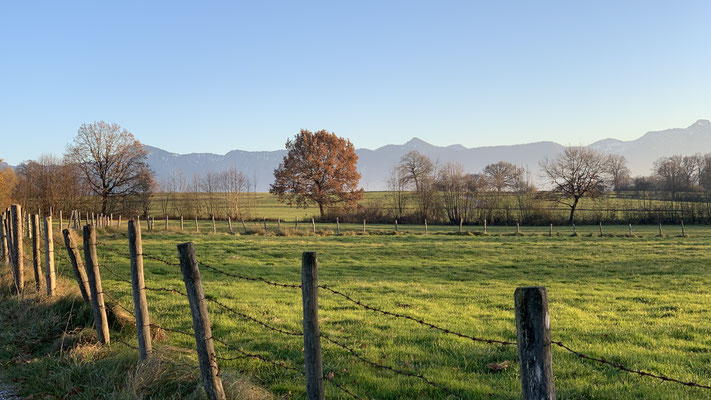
[3,210,711,399]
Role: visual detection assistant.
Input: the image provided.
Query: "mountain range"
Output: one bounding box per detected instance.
[145,119,711,191]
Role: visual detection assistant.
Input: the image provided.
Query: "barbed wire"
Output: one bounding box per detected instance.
[318,284,516,346]
[321,333,463,399]
[551,340,711,390]
[197,260,302,289]
[205,295,303,337]
[325,378,363,400]
[210,336,302,373]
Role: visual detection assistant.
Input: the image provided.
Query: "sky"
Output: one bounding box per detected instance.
[2,1,711,165]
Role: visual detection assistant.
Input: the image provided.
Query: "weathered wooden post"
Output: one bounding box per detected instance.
[212,215,216,234]
[515,286,555,400]
[62,229,91,304]
[129,219,152,360]
[180,216,184,231]
[228,217,233,235]
[658,223,663,236]
[31,214,44,292]
[241,218,247,234]
[336,217,340,235]
[165,215,169,231]
[277,218,281,233]
[424,219,428,234]
[362,219,366,233]
[0,215,7,266]
[549,223,553,237]
[195,216,199,232]
[459,217,463,233]
[44,216,56,296]
[301,252,324,400]
[26,212,32,238]
[516,223,520,234]
[177,242,226,400]
[484,218,487,234]
[59,210,63,231]
[599,222,603,236]
[118,215,122,228]
[83,225,110,344]
[681,220,686,237]
[629,223,632,236]
[572,223,576,235]
[394,219,398,232]
[11,205,24,292]
[312,217,316,233]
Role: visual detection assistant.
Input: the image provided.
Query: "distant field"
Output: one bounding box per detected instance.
[22,222,711,399]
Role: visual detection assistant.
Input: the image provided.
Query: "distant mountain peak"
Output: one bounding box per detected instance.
[689,119,711,128]
[404,137,432,147]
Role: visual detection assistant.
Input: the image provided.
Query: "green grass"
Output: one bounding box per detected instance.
[4,223,711,399]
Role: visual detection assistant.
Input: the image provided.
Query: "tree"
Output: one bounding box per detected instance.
[397,151,438,220]
[65,121,154,214]
[540,147,608,224]
[605,154,631,192]
[0,160,17,209]
[270,129,363,217]
[483,161,524,192]
[653,155,697,200]
[436,162,468,222]
[387,165,409,219]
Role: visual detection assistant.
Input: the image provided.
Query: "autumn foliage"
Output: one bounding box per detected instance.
[270,130,363,217]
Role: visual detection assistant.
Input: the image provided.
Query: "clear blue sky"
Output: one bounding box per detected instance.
[2,1,710,164]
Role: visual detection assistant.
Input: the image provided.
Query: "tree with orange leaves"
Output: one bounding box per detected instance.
[270,130,363,217]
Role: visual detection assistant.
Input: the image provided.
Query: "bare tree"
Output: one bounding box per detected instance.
[483,161,524,192]
[437,162,468,222]
[398,150,434,192]
[605,154,631,192]
[65,121,153,214]
[654,155,697,200]
[387,165,409,219]
[540,147,608,224]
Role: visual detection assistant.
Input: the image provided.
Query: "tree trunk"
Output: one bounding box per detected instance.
[568,197,580,224]
[318,202,324,218]
[101,195,108,214]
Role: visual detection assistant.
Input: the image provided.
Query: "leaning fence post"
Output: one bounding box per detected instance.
[0,215,7,266]
[301,252,324,400]
[83,225,110,344]
[44,216,56,296]
[515,286,555,400]
[177,242,226,400]
[241,218,247,234]
[31,214,44,292]
[129,219,152,360]
[681,220,685,237]
[312,217,316,233]
[62,229,91,304]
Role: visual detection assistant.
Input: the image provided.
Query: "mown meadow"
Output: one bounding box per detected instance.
[2,219,710,399]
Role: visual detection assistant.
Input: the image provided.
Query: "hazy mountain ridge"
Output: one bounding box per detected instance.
[145,120,711,191]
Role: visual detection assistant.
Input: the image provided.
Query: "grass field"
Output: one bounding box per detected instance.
[3,222,711,399]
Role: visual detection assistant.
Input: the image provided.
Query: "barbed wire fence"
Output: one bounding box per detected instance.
[2,206,711,399]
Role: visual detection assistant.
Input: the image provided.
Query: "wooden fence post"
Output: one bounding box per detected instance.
[424,219,428,234]
[516,223,520,234]
[515,286,555,400]
[362,219,366,233]
[228,217,233,235]
[11,204,23,293]
[118,215,122,228]
[629,224,632,235]
[301,252,324,400]
[195,216,199,232]
[177,242,226,400]
[165,215,169,231]
[681,220,686,237]
[83,225,110,344]
[599,222,603,236]
[294,217,298,229]
[31,214,44,292]
[129,219,152,360]
[484,218,487,234]
[62,229,91,304]
[394,219,398,232]
[658,223,663,236]
[0,215,7,266]
[459,217,463,233]
[336,217,340,235]
[180,216,184,231]
[312,217,316,233]
[572,223,576,235]
[549,223,552,237]
[44,216,56,296]
[59,210,63,231]
[277,218,281,233]
[212,215,216,234]
[241,218,247,234]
